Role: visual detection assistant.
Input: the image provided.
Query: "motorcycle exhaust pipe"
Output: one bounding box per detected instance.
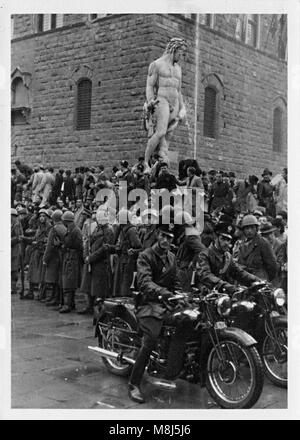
[88,346,135,365]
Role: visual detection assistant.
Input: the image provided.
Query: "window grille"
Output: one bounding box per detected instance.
[204,87,217,138]
[76,79,92,130]
[273,107,283,152]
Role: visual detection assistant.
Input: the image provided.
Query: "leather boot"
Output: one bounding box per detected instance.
[46,285,58,306]
[59,305,71,313]
[22,284,34,300]
[77,295,94,314]
[128,346,152,403]
[128,383,145,404]
[39,283,47,302]
[59,290,73,313]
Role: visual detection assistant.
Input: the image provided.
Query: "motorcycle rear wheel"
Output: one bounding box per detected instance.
[100,316,138,377]
[206,339,264,409]
[262,322,287,388]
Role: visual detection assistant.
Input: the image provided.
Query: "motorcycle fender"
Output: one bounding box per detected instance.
[271,315,287,327]
[218,326,258,347]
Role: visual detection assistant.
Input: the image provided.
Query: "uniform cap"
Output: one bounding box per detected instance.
[157,223,175,238]
[214,222,234,239]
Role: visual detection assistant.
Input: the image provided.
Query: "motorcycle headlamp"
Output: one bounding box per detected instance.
[273,288,286,307]
[216,295,231,317]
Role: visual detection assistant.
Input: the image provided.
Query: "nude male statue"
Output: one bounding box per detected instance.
[143,38,187,171]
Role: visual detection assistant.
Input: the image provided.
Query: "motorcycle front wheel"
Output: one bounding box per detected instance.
[206,340,264,409]
[262,322,287,388]
[100,316,138,377]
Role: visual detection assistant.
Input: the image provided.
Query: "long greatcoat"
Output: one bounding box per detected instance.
[62,223,83,290]
[237,234,278,282]
[11,217,23,272]
[27,221,52,284]
[113,224,142,297]
[88,224,115,298]
[43,222,67,285]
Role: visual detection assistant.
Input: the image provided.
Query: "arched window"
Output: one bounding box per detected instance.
[11,77,30,108]
[203,86,217,138]
[273,107,283,152]
[75,78,92,130]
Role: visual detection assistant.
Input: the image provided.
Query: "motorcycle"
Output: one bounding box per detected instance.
[226,281,287,388]
[88,285,264,409]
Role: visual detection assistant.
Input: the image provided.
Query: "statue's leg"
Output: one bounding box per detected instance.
[157,100,179,164]
[144,99,169,167]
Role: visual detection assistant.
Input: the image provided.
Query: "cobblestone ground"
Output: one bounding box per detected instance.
[11,291,287,410]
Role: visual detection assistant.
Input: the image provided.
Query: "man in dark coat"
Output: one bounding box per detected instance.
[257,168,276,217]
[63,170,76,203]
[42,210,67,307]
[139,209,159,250]
[113,210,143,297]
[11,209,23,295]
[197,221,260,293]
[14,160,33,180]
[21,209,52,299]
[128,224,191,404]
[50,169,64,205]
[59,211,83,313]
[208,171,231,213]
[237,214,278,282]
[155,162,178,192]
[85,210,115,304]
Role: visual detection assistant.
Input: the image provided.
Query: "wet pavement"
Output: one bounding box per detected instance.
[11,292,287,410]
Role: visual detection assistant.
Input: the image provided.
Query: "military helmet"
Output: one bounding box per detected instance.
[39,208,49,217]
[241,214,259,229]
[51,209,63,222]
[61,210,75,222]
[11,208,18,216]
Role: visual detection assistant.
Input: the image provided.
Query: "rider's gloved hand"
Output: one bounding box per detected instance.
[159,290,174,301]
[223,284,238,295]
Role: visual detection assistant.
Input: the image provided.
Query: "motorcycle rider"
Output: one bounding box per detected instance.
[128,223,189,404]
[196,221,261,294]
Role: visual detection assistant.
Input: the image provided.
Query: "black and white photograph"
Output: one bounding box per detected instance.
[1,0,299,421]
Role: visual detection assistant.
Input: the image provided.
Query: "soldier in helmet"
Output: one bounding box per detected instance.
[21,208,52,299]
[196,221,260,295]
[113,209,143,297]
[11,208,23,295]
[82,210,115,309]
[237,214,278,282]
[59,211,83,313]
[42,210,67,308]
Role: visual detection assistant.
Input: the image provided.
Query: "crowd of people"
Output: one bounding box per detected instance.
[11,156,288,316]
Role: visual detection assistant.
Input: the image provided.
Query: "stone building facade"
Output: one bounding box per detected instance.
[11,13,287,176]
